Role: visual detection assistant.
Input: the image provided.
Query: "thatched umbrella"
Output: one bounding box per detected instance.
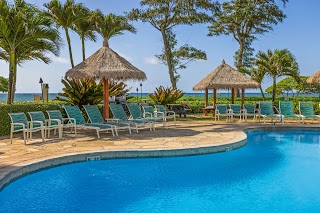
[66,45,146,118]
[307,70,320,84]
[193,60,260,107]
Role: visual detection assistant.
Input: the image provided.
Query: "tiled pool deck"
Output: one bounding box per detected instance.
[0,120,319,189]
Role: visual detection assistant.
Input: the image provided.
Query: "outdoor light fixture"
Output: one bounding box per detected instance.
[39,78,43,102]
[140,83,143,100]
[136,88,139,102]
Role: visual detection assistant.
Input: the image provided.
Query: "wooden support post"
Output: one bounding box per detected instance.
[231,88,235,104]
[213,89,217,107]
[205,88,209,107]
[103,78,109,119]
[241,88,245,107]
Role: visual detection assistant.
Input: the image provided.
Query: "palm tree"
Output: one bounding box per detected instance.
[0,0,61,103]
[255,49,299,101]
[44,0,76,68]
[241,66,266,100]
[73,4,96,61]
[94,11,136,48]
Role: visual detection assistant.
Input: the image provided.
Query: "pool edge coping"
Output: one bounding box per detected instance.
[0,126,319,191]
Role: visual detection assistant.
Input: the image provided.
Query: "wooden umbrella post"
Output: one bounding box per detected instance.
[205,88,209,107]
[231,88,235,104]
[241,88,245,107]
[103,78,109,119]
[213,89,217,117]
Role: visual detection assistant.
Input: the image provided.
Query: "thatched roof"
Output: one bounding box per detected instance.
[193,60,260,90]
[65,46,146,81]
[307,70,320,84]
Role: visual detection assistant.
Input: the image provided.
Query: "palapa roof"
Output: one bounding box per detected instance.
[65,46,146,81]
[307,70,320,84]
[193,60,260,90]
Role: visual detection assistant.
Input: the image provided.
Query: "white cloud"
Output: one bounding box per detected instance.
[48,54,69,65]
[144,56,159,65]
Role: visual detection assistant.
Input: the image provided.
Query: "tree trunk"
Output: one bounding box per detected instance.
[259,85,265,100]
[272,76,277,102]
[160,29,176,89]
[7,50,16,104]
[81,35,85,61]
[65,29,74,68]
[236,42,244,71]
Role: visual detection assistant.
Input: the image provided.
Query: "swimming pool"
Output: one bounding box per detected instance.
[1,131,320,212]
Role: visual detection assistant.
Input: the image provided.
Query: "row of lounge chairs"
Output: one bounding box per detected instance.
[8,103,175,145]
[212,101,320,123]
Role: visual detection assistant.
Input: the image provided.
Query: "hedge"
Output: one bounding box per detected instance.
[0,101,64,136]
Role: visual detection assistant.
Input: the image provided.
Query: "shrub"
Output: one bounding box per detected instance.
[0,101,64,136]
[149,86,184,105]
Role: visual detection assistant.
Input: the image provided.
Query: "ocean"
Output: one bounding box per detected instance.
[0,92,318,102]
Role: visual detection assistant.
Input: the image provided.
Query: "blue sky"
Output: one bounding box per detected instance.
[1,0,319,93]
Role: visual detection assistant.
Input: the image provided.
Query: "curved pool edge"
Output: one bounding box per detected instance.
[1,125,319,191]
[0,134,247,191]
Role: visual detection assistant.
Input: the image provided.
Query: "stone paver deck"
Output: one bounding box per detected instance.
[0,120,318,189]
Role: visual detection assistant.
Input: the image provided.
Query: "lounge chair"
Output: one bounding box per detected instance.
[229,104,245,122]
[8,112,44,144]
[63,106,116,138]
[47,110,77,136]
[279,101,300,123]
[215,104,232,121]
[142,105,168,128]
[257,102,279,123]
[109,103,153,133]
[83,105,131,134]
[126,103,155,131]
[299,102,320,124]
[242,104,258,121]
[155,105,176,125]
[28,111,62,139]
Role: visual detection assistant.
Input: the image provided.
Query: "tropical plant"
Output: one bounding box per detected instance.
[255,49,299,101]
[156,29,207,83]
[56,77,103,107]
[0,0,61,104]
[128,0,218,89]
[265,76,309,97]
[94,12,136,48]
[241,66,267,99]
[0,76,8,93]
[73,4,96,61]
[208,0,288,70]
[44,0,77,67]
[149,86,185,105]
[57,78,131,107]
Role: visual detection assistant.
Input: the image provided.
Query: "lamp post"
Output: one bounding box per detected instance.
[39,78,43,103]
[140,83,143,100]
[136,88,139,103]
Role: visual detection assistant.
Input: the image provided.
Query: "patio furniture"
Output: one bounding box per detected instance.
[202,105,214,116]
[215,104,232,121]
[83,105,131,134]
[257,102,279,123]
[142,105,167,128]
[28,111,62,139]
[299,102,320,124]
[167,104,187,118]
[110,103,153,133]
[229,104,246,122]
[155,105,176,125]
[8,112,45,144]
[242,104,258,121]
[126,103,155,130]
[47,110,77,136]
[279,101,300,123]
[63,106,116,138]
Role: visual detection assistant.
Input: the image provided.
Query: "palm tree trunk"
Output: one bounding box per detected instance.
[259,85,265,100]
[81,35,85,61]
[272,76,277,102]
[65,28,74,68]
[160,28,177,89]
[7,51,16,104]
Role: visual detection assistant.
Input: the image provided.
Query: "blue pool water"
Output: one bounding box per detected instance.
[1,131,320,212]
